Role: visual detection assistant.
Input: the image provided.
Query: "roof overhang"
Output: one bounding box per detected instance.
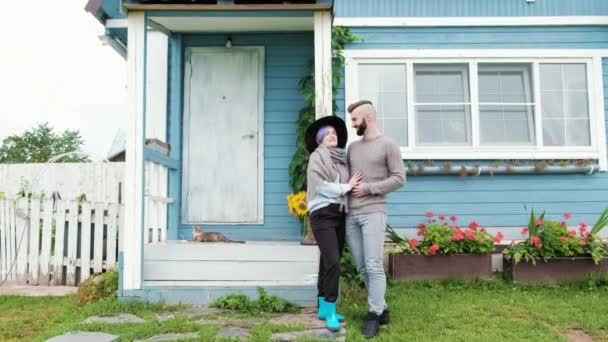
[123,3,331,11]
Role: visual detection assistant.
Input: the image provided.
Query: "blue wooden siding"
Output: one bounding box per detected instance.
[334,0,608,17]
[340,27,608,236]
[174,33,313,241]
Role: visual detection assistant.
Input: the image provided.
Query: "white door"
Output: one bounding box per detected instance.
[183,47,264,224]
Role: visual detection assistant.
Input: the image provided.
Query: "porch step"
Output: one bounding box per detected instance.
[143,241,320,284]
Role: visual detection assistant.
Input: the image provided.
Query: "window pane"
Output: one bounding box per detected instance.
[358,64,408,146]
[541,63,590,146]
[478,64,534,145]
[415,64,471,145]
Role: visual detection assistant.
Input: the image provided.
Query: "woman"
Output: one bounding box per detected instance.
[305,116,362,332]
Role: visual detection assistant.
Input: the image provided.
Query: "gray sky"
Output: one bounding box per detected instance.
[0,0,127,160]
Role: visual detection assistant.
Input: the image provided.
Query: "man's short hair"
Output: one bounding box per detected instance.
[347,100,373,114]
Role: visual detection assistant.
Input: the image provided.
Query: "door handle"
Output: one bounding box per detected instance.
[241,131,257,139]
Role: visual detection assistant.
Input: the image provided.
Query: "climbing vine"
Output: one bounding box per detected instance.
[288,27,361,192]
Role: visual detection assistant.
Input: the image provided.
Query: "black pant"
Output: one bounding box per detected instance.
[310,203,346,303]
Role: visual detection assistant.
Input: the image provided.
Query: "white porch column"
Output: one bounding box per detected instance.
[124,11,147,290]
[314,11,332,119]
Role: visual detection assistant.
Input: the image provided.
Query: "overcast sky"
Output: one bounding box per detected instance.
[0,0,128,160]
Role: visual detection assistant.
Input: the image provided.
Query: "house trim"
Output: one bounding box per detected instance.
[334,16,608,27]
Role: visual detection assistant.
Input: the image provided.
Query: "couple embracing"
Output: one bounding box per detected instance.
[305,100,406,339]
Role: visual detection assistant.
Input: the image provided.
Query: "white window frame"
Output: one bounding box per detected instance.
[343,49,608,170]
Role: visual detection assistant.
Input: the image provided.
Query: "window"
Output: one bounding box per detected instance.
[344,52,604,165]
[478,64,535,145]
[415,64,471,145]
[358,64,408,146]
[540,63,590,146]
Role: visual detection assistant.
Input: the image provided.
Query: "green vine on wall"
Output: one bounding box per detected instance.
[288,27,361,192]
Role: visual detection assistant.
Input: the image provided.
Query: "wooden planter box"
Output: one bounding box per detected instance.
[505,257,608,283]
[388,254,492,280]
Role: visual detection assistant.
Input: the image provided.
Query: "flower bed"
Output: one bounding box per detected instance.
[503,210,608,282]
[386,213,501,280]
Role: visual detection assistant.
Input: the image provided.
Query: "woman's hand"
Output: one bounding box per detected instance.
[348,171,363,188]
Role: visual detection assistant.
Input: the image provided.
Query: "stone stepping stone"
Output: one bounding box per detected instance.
[270,311,344,330]
[46,331,119,342]
[156,306,227,321]
[134,332,200,342]
[197,317,266,327]
[271,328,346,342]
[216,327,250,341]
[83,313,146,324]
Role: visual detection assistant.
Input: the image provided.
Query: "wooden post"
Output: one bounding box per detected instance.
[314,11,333,119]
[52,200,66,285]
[124,11,147,290]
[39,199,54,285]
[15,198,29,284]
[28,198,40,285]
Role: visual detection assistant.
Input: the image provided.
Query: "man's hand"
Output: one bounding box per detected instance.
[352,182,367,197]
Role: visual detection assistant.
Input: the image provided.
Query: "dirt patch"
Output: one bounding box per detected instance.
[564,330,594,342]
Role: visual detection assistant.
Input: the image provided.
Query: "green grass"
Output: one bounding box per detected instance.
[1,279,608,341]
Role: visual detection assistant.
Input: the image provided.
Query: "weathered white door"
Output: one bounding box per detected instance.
[183,47,264,224]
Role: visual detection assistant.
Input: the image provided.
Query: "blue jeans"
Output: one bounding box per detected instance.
[345,212,387,315]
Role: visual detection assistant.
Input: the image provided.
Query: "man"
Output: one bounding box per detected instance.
[346,100,406,339]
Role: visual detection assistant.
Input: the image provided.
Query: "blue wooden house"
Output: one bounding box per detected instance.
[86,0,608,305]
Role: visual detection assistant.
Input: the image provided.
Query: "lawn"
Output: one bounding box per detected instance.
[1,278,608,341]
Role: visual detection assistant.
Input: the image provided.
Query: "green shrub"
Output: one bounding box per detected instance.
[77,268,118,304]
[212,287,299,314]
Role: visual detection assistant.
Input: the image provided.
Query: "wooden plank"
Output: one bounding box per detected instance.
[0,200,7,281]
[124,4,331,10]
[159,166,168,242]
[106,203,117,269]
[80,202,92,283]
[151,163,159,244]
[144,162,151,244]
[14,199,28,284]
[313,10,332,118]
[144,242,319,262]
[8,200,16,280]
[66,201,79,286]
[93,202,104,274]
[144,260,318,282]
[53,200,66,285]
[118,205,125,253]
[28,198,41,285]
[39,199,54,285]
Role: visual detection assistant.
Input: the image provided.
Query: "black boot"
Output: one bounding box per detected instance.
[379,308,390,325]
[362,312,380,339]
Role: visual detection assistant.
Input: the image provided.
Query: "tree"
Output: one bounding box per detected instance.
[0,123,89,163]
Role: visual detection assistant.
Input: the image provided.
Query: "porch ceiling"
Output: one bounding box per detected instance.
[149,15,314,31]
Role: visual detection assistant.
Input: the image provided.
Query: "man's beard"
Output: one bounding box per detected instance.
[356,119,367,136]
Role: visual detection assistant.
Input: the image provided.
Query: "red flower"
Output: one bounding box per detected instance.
[530,235,540,244]
[559,221,567,227]
[535,219,544,226]
[428,244,440,256]
[451,230,464,241]
[568,230,576,237]
[449,215,458,222]
[425,212,434,218]
[418,223,426,229]
[480,227,487,233]
[521,227,529,236]
[469,221,480,230]
[493,232,504,243]
[560,236,568,243]
[535,242,543,249]
[579,221,588,229]
[438,214,446,221]
[409,238,419,248]
[564,213,572,220]
[417,230,426,237]
[430,219,436,223]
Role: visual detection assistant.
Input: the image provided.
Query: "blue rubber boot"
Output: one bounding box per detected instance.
[324,301,342,332]
[318,297,345,322]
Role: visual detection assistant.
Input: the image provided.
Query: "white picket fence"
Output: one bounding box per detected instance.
[0,198,124,286]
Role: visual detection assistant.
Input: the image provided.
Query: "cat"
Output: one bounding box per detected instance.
[191,226,245,243]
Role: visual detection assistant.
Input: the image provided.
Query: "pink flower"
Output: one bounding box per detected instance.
[559,221,567,227]
[568,230,576,237]
[493,232,504,243]
[425,212,434,218]
[510,240,516,246]
[428,243,440,256]
[579,221,588,229]
[579,225,587,233]
[451,230,464,241]
[469,221,480,230]
[535,219,544,226]
[564,213,572,220]
[535,242,543,249]
[417,230,426,237]
[450,215,458,222]
[480,227,487,233]
[530,235,540,245]
[409,238,419,248]
[560,236,568,243]
[438,214,446,221]
[521,227,529,236]
[418,223,426,229]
